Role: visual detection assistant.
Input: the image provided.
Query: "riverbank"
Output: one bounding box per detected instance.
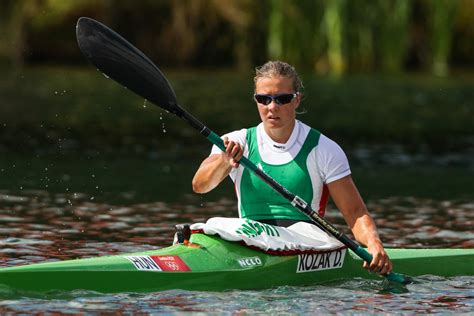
[1,66,473,157]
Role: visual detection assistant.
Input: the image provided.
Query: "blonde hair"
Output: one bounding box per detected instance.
[254,60,303,92]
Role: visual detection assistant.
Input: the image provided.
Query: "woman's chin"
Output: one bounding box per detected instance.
[265,119,281,127]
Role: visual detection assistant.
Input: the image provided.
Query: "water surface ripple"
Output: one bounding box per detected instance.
[0,191,473,314]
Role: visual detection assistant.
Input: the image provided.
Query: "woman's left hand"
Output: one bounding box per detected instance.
[364,240,392,275]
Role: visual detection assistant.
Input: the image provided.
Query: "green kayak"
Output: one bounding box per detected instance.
[0,232,473,293]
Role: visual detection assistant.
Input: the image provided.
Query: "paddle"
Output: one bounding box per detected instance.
[76,17,409,284]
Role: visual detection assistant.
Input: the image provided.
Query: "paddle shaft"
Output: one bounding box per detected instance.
[179,108,405,283]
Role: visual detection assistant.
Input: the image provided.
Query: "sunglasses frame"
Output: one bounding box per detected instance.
[254,92,299,106]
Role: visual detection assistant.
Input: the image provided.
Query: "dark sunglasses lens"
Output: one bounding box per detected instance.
[255,95,272,105]
[275,94,294,104]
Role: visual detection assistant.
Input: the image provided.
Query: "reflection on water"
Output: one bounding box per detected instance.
[366,197,474,248]
[0,190,473,313]
[0,190,236,266]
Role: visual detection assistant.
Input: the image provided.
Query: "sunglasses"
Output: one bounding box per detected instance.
[254,92,299,105]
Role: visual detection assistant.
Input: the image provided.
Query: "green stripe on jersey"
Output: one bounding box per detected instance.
[240,127,320,220]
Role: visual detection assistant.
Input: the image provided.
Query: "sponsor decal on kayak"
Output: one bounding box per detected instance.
[235,219,280,238]
[296,249,346,273]
[238,256,263,268]
[126,255,191,272]
[126,256,162,271]
[152,255,191,272]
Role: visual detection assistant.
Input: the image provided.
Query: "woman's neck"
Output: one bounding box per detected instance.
[263,120,296,143]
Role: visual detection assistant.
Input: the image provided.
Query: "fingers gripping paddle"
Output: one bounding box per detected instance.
[76,17,409,284]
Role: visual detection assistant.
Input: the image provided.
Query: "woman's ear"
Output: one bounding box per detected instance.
[295,93,303,107]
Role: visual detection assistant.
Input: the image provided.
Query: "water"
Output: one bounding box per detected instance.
[0,158,473,314]
[0,278,473,314]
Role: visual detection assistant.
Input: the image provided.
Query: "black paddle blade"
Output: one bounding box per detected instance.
[76,17,182,116]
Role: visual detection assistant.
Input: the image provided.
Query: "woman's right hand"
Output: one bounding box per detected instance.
[223,137,244,168]
[192,137,243,193]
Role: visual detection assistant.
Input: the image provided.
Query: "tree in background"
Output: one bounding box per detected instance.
[377,0,412,73]
[208,0,257,70]
[267,0,284,61]
[428,0,458,76]
[100,0,260,68]
[346,0,377,72]
[0,0,101,67]
[266,0,411,76]
[0,0,38,68]
[0,0,472,76]
[323,0,347,76]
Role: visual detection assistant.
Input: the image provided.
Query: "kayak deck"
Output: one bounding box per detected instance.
[0,233,473,293]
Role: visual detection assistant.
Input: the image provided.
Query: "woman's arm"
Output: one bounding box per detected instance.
[327,175,393,275]
[192,137,243,193]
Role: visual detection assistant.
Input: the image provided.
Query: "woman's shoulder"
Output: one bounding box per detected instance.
[314,133,348,165]
[297,121,341,148]
[318,133,341,148]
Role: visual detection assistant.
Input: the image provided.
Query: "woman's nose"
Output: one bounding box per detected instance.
[267,100,279,110]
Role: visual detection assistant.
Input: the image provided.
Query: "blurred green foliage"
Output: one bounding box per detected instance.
[0,0,473,75]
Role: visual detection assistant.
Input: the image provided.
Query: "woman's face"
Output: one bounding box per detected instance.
[254,76,301,134]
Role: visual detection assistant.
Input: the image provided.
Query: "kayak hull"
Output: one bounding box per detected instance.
[1,234,473,293]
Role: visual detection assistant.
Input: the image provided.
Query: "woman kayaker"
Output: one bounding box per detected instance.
[192,60,392,275]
